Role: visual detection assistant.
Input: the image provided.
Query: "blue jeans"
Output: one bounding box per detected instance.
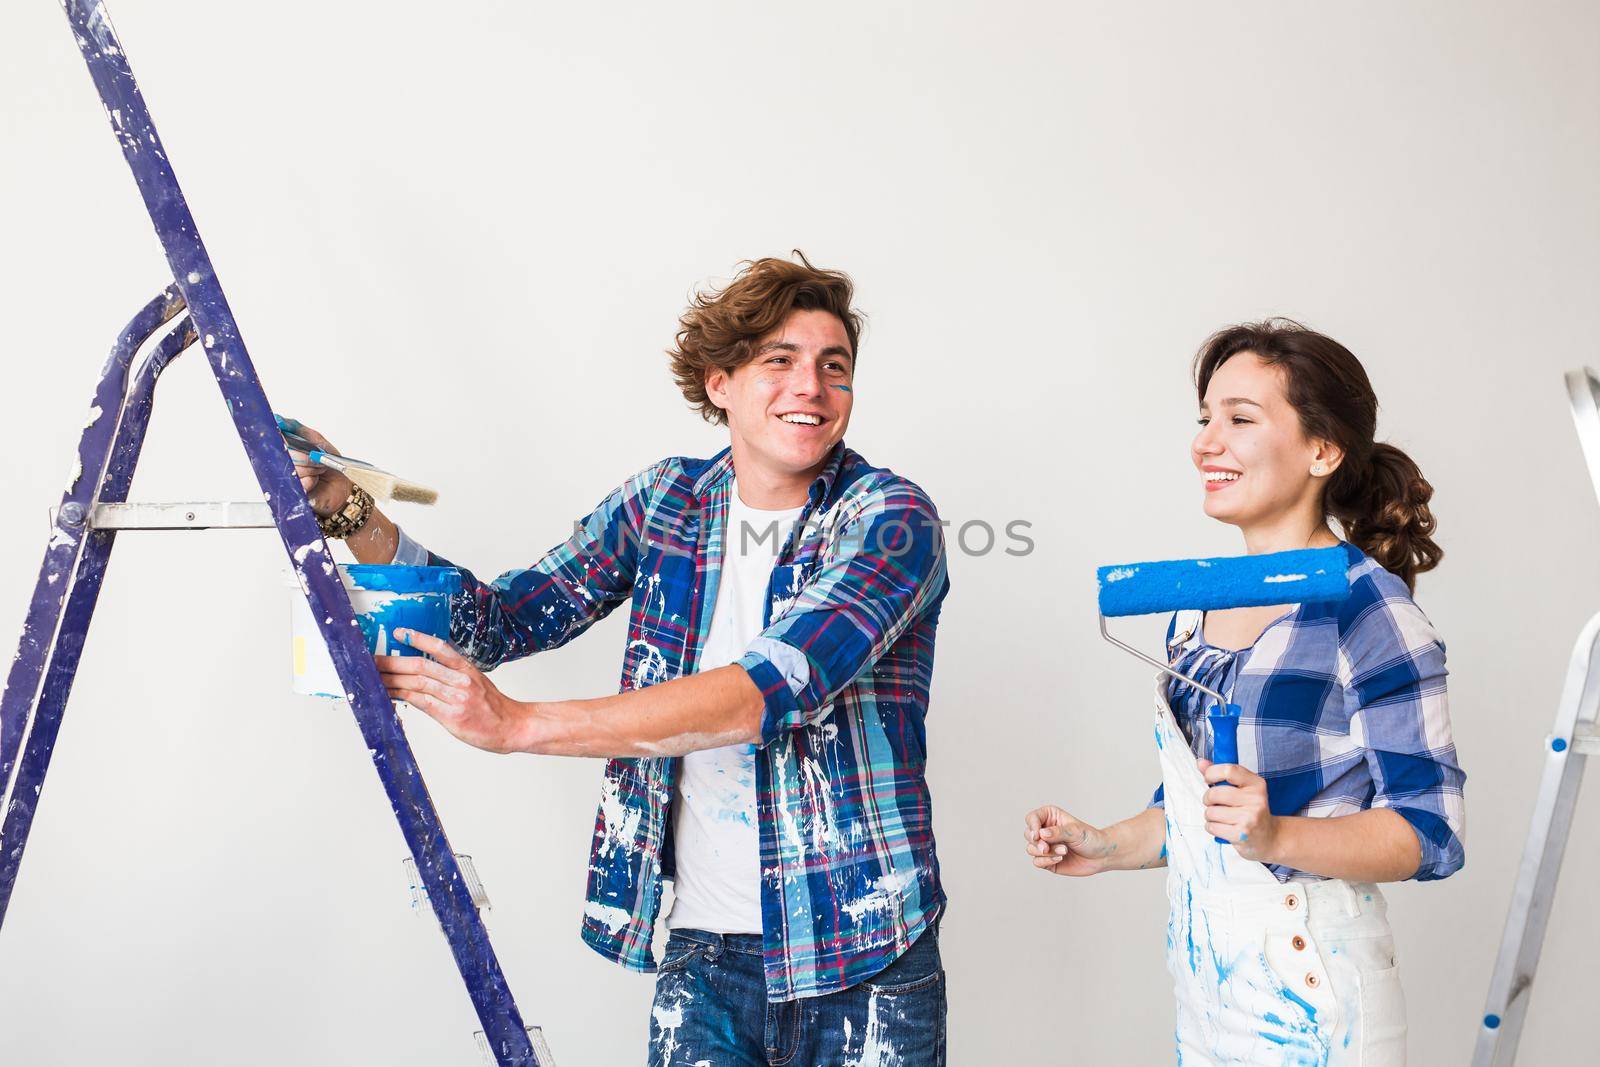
[648,925,947,1066]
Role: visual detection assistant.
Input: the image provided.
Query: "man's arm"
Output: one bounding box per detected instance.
[346,505,401,564]
[380,477,947,758]
[378,628,762,758]
[737,480,949,744]
[284,423,401,564]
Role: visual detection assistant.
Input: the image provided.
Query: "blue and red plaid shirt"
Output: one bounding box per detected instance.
[394,442,950,1001]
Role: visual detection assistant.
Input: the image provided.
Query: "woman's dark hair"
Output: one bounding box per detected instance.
[1193,319,1442,591]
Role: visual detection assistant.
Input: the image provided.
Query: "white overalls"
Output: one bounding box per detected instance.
[1154,680,1408,1066]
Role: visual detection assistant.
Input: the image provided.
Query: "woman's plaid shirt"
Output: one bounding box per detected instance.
[1151,542,1466,882]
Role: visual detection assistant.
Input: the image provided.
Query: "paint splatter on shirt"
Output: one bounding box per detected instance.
[396,443,949,1001]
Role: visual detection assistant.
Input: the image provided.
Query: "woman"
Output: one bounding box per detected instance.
[1024,321,1465,1065]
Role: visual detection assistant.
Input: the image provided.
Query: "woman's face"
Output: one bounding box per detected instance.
[1191,351,1335,530]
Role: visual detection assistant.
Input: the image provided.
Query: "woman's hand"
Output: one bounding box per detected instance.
[1200,758,1280,861]
[1022,805,1116,877]
[282,422,353,517]
[376,628,532,754]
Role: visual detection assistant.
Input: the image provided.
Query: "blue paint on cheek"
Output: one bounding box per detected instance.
[1240,832,1248,842]
[832,384,851,393]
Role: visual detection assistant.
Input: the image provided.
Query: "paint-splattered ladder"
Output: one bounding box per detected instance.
[0,3,550,1063]
[1473,366,1600,1066]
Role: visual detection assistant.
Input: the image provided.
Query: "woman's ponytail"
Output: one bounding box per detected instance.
[1327,442,1442,591]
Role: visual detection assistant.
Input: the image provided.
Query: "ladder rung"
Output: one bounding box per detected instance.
[1573,727,1600,755]
[404,854,491,913]
[475,1025,555,1066]
[83,501,275,530]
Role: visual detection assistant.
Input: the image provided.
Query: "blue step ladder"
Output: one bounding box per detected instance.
[0,3,550,1063]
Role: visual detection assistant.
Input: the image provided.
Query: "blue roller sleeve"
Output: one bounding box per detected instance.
[1097,546,1351,617]
[1208,703,1242,844]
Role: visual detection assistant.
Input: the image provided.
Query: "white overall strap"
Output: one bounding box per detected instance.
[1153,680,1278,890]
[1155,677,1406,1066]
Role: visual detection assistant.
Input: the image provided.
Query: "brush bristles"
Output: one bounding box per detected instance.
[390,481,439,505]
[343,465,438,506]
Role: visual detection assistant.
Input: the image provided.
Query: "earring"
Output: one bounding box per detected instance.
[1310,463,1326,476]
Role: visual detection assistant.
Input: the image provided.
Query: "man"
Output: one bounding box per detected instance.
[289,254,951,1065]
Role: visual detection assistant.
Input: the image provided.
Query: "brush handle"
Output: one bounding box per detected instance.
[1207,703,1243,844]
[280,430,376,470]
[307,450,373,471]
[275,413,377,468]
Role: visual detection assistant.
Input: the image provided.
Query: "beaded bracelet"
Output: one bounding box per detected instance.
[317,484,374,540]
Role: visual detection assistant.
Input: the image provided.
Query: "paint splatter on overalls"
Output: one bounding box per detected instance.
[1154,680,1408,1065]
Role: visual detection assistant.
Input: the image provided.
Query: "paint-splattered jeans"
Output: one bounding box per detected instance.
[648,925,946,1067]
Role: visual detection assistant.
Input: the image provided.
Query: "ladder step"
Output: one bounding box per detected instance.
[403,854,491,913]
[1572,727,1600,755]
[476,1025,555,1066]
[83,501,275,530]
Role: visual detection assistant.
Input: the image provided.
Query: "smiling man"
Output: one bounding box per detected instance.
[286,254,952,1065]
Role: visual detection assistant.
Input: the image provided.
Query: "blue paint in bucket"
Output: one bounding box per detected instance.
[345,565,462,659]
[342,565,462,595]
[289,565,462,698]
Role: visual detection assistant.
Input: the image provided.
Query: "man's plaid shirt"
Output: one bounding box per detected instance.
[394,442,950,1001]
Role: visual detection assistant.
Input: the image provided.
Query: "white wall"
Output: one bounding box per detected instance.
[2,1,1596,1063]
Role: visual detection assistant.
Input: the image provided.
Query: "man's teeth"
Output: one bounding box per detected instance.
[1205,471,1240,482]
[779,413,822,425]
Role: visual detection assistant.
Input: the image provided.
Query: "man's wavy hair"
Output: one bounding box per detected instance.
[669,251,862,425]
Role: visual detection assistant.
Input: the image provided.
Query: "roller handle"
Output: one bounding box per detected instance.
[1207,703,1243,845]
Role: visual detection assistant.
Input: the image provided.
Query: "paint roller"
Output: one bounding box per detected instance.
[1095,546,1351,842]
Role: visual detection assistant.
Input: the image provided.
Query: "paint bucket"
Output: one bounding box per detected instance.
[288,564,462,699]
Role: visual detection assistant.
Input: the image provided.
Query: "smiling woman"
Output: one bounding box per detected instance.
[1024,318,1464,1066]
[1192,320,1443,590]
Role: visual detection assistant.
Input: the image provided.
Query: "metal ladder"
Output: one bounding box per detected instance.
[1472,366,1600,1065]
[0,3,549,1063]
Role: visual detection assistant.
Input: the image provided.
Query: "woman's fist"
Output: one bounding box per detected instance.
[1023,805,1115,877]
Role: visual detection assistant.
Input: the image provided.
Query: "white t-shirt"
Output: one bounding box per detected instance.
[666,484,803,934]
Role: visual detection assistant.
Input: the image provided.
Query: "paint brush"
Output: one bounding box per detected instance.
[276,414,439,505]
[307,450,439,505]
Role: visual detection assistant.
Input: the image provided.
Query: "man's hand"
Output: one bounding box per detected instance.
[1200,758,1280,861]
[1022,805,1115,877]
[282,422,353,518]
[377,628,532,754]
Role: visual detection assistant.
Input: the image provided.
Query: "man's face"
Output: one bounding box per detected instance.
[706,308,855,486]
